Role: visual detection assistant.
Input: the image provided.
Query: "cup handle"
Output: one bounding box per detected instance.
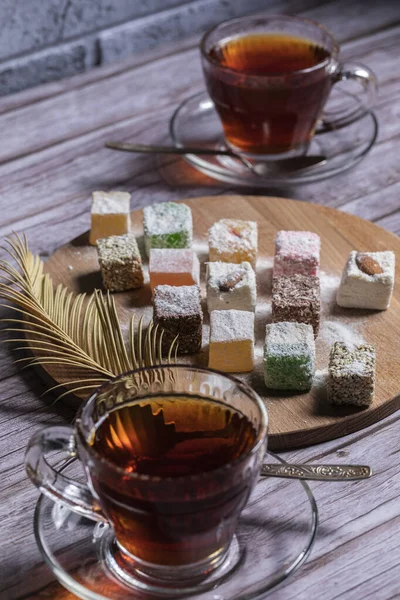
[25,425,107,522]
[319,62,378,132]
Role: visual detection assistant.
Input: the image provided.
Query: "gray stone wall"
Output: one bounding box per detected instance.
[0,0,279,96]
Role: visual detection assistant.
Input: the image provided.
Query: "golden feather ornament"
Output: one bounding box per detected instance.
[0,234,177,400]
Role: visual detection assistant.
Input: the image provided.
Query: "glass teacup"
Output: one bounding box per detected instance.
[26,365,268,593]
[201,14,377,159]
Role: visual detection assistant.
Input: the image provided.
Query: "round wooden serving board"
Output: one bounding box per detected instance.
[44,195,400,450]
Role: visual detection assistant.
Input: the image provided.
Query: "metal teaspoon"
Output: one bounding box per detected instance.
[105,141,327,177]
[260,463,371,481]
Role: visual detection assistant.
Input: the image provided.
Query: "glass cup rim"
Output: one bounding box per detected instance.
[76,363,269,482]
[200,13,340,78]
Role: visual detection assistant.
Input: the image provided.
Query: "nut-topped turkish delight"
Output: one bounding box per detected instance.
[153,285,202,355]
[206,261,256,313]
[328,342,376,407]
[263,322,315,391]
[90,190,130,245]
[149,249,200,292]
[336,251,395,310]
[96,233,143,292]
[209,309,254,373]
[208,219,257,267]
[272,274,320,335]
[273,230,320,277]
[143,202,192,256]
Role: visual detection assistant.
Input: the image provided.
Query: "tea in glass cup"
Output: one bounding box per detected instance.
[201,15,377,159]
[26,365,268,594]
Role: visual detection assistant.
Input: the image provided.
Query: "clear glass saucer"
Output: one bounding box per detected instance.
[34,451,318,600]
[169,89,378,186]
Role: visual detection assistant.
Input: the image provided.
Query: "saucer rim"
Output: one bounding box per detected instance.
[33,451,319,600]
[169,89,379,186]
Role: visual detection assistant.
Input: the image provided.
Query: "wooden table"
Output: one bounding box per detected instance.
[1,1,399,598]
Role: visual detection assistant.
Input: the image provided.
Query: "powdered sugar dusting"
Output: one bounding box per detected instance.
[256,302,272,322]
[344,359,371,375]
[320,271,341,306]
[193,239,208,255]
[320,320,366,350]
[313,368,329,401]
[319,270,366,350]
[257,256,274,271]
[313,368,328,388]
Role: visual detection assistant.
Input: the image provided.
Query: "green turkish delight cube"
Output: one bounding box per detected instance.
[143,202,192,256]
[264,322,315,391]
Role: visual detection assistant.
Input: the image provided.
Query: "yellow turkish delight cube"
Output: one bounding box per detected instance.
[89,190,130,245]
[208,309,254,372]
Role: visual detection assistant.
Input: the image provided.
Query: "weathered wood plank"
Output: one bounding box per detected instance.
[302,0,400,43]
[0,36,200,115]
[339,181,400,224]
[375,211,400,236]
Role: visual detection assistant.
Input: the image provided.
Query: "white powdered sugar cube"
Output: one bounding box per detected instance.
[206,261,256,313]
[336,251,395,310]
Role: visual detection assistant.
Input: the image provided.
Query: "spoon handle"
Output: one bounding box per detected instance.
[105,141,235,156]
[261,463,371,481]
[105,140,327,175]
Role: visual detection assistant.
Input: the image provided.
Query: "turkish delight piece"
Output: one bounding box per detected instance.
[336,251,395,310]
[149,249,200,292]
[153,285,202,355]
[209,309,254,373]
[90,190,130,245]
[208,219,257,267]
[143,202,192,256]
[206,261,256,312]
[328,342,376,406]
[273,230,320,277]
[97,233,143,292]
[263,322,315,391]
[272,274,320,335]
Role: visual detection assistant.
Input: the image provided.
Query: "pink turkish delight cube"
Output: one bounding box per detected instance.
[149,248,200,292]
[273,231,320,277]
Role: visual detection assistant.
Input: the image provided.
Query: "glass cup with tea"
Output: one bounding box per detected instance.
[201,14,377,160]
[25,365,268,595]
